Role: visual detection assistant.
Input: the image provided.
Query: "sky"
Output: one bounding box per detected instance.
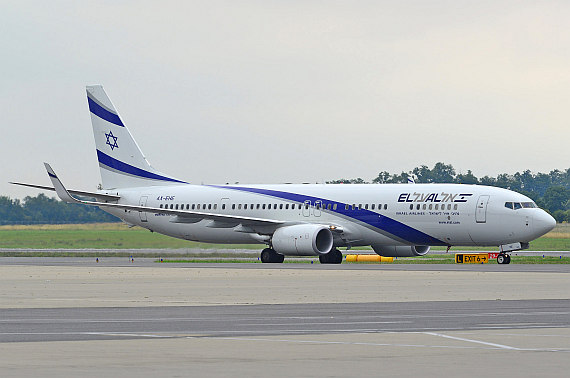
[2,1,569,199]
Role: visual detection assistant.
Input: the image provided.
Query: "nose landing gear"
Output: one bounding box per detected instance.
[497,253,511,264]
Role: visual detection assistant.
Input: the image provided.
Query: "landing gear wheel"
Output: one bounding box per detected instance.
[505,254,511,264]
[497,253,506,264]
[319,249,343,264]
[260,248,284,263]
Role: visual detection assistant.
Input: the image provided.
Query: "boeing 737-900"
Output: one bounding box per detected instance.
[13,85,556,264]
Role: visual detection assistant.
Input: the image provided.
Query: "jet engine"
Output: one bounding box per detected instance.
[372,245,430,257]
[272,224,334,256]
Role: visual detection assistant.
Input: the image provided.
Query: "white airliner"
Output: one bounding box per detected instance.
[13,85,556,264]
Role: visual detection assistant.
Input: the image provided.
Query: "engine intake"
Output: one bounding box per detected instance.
[372,245,430,257]
[272,224,334,256]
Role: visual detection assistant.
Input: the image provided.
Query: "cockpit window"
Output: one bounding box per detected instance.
[506,201,537,210]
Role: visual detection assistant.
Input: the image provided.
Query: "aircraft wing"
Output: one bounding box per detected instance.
[43,163,286,228]
[10,181,120,202]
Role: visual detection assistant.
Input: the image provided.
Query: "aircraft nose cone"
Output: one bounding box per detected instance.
[534,211,556,238]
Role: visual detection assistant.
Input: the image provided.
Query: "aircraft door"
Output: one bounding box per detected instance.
[475,195,489,223]
[302,200,311,217]
[314,200,322,217]
[139,196,148,222]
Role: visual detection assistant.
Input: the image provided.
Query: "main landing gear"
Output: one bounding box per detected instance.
[497,253,511,264]
[319,248,343,264]
[260,248,284,263]
[259,248,344,264]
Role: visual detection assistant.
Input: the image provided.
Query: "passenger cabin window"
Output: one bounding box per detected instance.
[410,204,413,210]
[232,204,235,210]
[221,204,225,210]
[159,204,163,209]
[384,204,387,210]
[371,204,375,210]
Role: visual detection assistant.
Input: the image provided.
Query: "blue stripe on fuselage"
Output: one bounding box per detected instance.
[96,150,187,184]
[209,185,446,246]
[88,97,124,127]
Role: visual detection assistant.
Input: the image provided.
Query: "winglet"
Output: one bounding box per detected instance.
[43,163,79,204]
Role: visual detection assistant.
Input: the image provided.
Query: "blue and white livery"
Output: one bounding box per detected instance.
[16,86,556,264]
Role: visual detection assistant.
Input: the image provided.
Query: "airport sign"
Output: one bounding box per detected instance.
[455,253,489,264]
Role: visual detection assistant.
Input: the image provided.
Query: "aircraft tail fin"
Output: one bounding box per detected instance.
[86,85,186,189]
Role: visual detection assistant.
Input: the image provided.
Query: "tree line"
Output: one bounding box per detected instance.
[1,163,569,224]
[328,163,570,222]
[0,194,119,225]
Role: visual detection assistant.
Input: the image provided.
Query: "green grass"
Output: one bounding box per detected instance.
[0,223,263,250]
[0,222,568,251]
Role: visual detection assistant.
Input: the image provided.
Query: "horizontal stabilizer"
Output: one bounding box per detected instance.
[10,181,120,202]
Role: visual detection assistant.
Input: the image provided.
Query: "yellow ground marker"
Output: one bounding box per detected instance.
[346,254,394,263]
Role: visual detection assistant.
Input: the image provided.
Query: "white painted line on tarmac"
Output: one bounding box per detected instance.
[453,331,570,338]
[204,334,570,353]
[205,336,496,350]
[424,331,520,350]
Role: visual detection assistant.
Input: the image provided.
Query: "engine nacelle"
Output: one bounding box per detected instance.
[272,224,334,256]
[372,245,430,257]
